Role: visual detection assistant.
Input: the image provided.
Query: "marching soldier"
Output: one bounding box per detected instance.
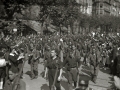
[8,48,19,74]
[88,48,100,83]
[101,49,107,70]
[44,49,63,90]
[72,45,80,59]
[63,50,81,90]
[111,43,118,75]
[17,48,25,78]
[4,48,11,83]
[30,45,40,79]
[83,41,88,65]
[44,45,51,70]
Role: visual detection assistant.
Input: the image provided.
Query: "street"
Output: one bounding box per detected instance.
[22,58,113,90]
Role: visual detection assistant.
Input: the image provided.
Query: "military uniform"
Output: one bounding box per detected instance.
[31,48,40,79]
[46,56,62,90]
[101,50,107,69]
[96,47,102,63]
[0,38,8,50]
[88,50,99,83]
[4,50,10,83]
[63,51,81,90]
[111,46,118,75]
[82,42,88,64]
[17,52,24,78]
[8,51,19,73]
[4,75,26,90]
[44,46,51,70]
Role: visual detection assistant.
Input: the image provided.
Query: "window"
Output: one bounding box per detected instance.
[100,3,103,8]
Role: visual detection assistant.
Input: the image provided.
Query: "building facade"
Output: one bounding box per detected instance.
[110,0,120,16]
[76,0,93,15]
[92,0,120,16]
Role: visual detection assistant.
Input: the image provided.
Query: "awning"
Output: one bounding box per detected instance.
[21,20,42,33]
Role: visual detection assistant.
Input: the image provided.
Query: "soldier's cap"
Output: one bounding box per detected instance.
[0,52,4,57]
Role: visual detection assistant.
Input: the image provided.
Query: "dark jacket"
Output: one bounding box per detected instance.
[88,53,98,67]
[63,56,81,70]
[9,53,19,73]
[4,76,26,90]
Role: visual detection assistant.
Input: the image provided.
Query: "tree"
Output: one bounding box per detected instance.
[38,0,79,34]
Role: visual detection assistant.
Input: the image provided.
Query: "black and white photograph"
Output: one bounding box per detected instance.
[0,0,120,90]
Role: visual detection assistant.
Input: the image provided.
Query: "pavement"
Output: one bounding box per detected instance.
[22,58,114,90]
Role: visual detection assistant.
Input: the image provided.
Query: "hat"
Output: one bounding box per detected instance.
[0,52,4,57]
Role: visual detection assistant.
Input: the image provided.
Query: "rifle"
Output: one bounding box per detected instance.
[51,66,58,90]
[76,72,80,88]
[13,59,26,90]
[76,61,82,88]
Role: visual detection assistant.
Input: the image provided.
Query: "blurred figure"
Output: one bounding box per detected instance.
[88,48,100,84]
[63,50,81,90]
[111,44,118,76]
[17,48,25,79]
[74,80,89,90]
[8,48,19,73]
[44,45,51,70]
[101,49,107,70]
[115,50,120,78]
[114,76,120,90]
[44,49,63,90]
[4,48,11,85]
[31,46,40,79]
[0,52,6,89]
[4,68,26,90]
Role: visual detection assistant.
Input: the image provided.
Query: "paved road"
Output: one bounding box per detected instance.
[22,58,113,90]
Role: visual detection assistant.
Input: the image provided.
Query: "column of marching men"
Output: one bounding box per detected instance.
[0,33,120,90]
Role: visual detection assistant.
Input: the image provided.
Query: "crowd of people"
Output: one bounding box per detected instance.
[0,31,120,90]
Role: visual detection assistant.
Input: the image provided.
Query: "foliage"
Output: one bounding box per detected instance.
[0,0,120,34]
